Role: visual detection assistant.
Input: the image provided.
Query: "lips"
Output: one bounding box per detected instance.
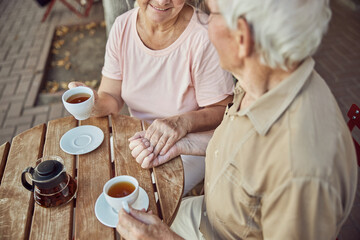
[150,3,170,11]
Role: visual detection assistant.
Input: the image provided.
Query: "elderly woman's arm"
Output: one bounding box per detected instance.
[142,95,233,158]
[68,76,124,117]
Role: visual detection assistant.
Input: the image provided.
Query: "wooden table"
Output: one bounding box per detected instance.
[0,115,184,239]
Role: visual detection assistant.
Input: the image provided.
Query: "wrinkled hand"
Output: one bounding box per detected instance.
[143,116,189,158]
[129,131,211,168]
[116,207,182,240]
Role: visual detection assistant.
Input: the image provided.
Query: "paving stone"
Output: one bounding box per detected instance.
[23,105,50,116]
[15,123,32,136]
[3,115,33,128]
[7,102,23,118]
[33,113,48,126]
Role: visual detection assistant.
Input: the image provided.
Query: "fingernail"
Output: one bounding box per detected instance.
[147,146,152,151]
[144,141,150,147]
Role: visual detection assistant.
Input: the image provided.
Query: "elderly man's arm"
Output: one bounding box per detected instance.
[129,131,213,168]
[117,207,183,240]
[142,95,233,158]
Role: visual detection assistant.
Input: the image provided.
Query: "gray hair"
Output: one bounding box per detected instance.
[217,0,332,70]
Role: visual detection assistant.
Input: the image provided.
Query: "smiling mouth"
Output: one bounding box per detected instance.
[150,4,169,11]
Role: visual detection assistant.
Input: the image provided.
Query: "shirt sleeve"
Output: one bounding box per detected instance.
[101,17,123,80]
[261,177,342,240]
[192,39,234,107]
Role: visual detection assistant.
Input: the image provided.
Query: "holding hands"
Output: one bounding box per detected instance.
[129,130,213,168]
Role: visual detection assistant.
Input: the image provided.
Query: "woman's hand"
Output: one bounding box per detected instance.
[144,116,190,159]
[68,77,123,117]
[116,207,183,240]
[129,131,213,168]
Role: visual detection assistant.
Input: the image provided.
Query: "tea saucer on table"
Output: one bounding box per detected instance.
[60,125,104,155]
[95,187,149,228]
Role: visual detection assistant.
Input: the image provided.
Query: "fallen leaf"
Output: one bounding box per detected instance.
[57,60,65,66]
[89,29,95,36]
[65,62,71,70]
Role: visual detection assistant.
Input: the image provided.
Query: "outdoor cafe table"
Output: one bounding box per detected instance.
[0,114,184,239]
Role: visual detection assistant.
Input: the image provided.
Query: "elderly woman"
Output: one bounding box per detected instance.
[116,0,358,239]
[70,0,234,195]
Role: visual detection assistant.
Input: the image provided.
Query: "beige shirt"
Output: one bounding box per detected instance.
[200,58,358,239]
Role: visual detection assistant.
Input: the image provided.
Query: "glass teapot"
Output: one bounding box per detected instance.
[21,155,77,208]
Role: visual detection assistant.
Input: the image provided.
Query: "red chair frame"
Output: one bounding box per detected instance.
[42,0,93,22]
[347,104,360,166]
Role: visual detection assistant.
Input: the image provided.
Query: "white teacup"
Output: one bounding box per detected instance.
[103,176,139,213]
[62,86,94,120]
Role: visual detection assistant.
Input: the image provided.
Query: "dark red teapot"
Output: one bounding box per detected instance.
[21,156,77,208]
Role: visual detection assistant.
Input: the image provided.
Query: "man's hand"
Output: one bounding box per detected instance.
[144,116,190,159]
[129,131,213,168]
[116,207,183,240]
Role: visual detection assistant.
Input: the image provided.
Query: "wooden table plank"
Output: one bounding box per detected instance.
[153,157,184,225]
[141,121,184,225]
[0,124,46,240]
[75,116,115,240]
[30,116,77,240]
[111,115,158,216]
[0,142,10,184]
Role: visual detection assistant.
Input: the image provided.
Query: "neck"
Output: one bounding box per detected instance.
[234,57,296,108]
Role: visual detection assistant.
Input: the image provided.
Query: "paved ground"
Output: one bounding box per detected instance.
[0,0,359,238]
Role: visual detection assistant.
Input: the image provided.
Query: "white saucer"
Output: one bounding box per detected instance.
[95,187,149,228]
[60,125,104,155]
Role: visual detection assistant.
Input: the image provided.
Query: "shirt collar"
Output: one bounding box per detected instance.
[235,58,315,136]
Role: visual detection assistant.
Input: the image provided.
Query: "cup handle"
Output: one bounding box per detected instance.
[122,201,130,214]
[21,167,34,192]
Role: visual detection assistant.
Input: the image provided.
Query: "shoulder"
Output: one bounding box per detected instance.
[112,8,137,32]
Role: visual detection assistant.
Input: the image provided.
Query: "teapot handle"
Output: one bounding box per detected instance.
[21,167,34,192]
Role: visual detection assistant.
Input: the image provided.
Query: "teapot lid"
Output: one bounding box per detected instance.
[32,160,64,182]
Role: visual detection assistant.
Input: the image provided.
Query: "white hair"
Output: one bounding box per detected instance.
[217,0,332,70]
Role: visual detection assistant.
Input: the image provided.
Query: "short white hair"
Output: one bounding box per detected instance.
[217,0,332,70]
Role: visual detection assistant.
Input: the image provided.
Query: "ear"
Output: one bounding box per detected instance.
[234,18,253,58]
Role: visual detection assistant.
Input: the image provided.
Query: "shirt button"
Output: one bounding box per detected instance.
[230,116,234,121]
[215,150,219,157]
[206,182,209,187]
[204,211,207,217]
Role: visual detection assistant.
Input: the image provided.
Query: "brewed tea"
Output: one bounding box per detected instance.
[108,181,135,198]
[66,93,91,104]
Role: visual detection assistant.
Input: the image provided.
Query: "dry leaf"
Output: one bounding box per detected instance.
[57,60,65,66]
[89,29,95,36]
[72,36,79,43]
[64,51,71,57]
[51,49,59,55]
[100,21,106,28]
[85,22,97,30]
[60,81,68,89]
[65,63,71,70]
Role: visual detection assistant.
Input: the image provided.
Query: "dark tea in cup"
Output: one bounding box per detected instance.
[108,181,135,198]
[66,93,91,104]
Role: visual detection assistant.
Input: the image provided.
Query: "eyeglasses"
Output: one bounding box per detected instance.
[194,0,221,25]
[195,8,221,25]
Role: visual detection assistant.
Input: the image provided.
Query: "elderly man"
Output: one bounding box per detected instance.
[116,0,358,239]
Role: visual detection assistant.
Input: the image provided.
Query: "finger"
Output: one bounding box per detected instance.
[129,131,146,141]
[129,138,149,151]
[144,126,155,141]
[159,136,177,156]
[136,147,153,167]
[153,135,168,157]
[141,153,155,168]
[132,144,153,162]
[116,209,144,239]
[68,82,86,89]
[128,207,159,225]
